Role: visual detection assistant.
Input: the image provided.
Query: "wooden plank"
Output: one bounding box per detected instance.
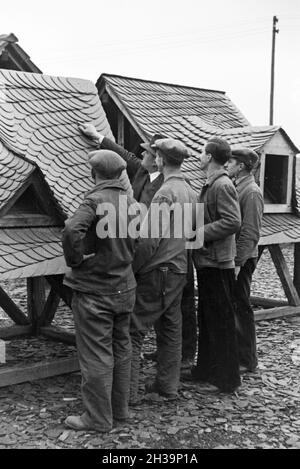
[250,296,288,308]
[104,85,147,142]
[39,287,61,327]
[41,326,76,345]
[0,356,79,388]
[268,244,300,306]
[294,243,300,296]
[254,305,300,321]
[45,275,72,307]
[0,286,30,325]
[0,214,58,227]
[27,277,46,333]
[117,110,125,147]
[0,325,32,339]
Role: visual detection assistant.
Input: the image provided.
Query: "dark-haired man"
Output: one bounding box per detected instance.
[191,137,241,393]
[227,148,264,373]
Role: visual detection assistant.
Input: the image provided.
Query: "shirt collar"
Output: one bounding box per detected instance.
[149,171,160,183]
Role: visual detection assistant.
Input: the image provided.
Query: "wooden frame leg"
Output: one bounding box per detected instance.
[45,275,72,307]
[0,285,30,325]
[38,287,61,327]
[268,244,300,306]
[27,277,46,334]
[294,243,300,297]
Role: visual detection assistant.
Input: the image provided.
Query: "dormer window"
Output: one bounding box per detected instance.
[260,152,293,213]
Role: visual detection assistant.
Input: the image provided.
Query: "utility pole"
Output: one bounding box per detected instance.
[269,16,279,125]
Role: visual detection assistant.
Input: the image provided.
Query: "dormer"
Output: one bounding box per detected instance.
[257,128,299,214]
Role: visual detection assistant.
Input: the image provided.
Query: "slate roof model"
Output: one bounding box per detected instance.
[98,73,300,245]
[0,33,41,73]
[97,73,250,138]
[0,69,114,279]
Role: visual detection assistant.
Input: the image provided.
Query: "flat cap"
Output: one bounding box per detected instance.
[231,147,259,169]
[152,138,189,163]
[140,133,167,156]
[88,149,126,179]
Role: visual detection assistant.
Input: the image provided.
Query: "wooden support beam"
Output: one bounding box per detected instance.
[254,305,300,321]
[117,111,125,147]
[268,244,300,306]
[0,356,79,388]
[294,243,300,296]
[45,275,72,307]
[250,296,288,308]
[40,326,76,345]
[0,286,30,325]
[27,277,46,334]
[0,325,32,340]
[38,288,61,327]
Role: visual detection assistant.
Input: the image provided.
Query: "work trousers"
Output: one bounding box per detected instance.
[194,268,241,392]
[72,288,135,431]
[234,258,258,371]
[130,269,186,401]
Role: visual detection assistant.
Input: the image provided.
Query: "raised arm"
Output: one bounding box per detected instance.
[79,123,141,177]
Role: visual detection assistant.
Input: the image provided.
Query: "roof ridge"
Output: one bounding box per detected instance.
[0,33,18,43]
[99,73,226,94]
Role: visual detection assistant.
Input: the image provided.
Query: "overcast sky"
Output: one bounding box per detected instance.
[1,0,300,148]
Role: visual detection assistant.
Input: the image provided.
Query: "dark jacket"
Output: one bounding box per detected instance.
[62,180,137,295]
[235,174,264,266]
[100,137,164,207]
[193,169,241,269]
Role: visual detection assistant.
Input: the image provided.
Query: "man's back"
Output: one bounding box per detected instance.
[62,180,137,295]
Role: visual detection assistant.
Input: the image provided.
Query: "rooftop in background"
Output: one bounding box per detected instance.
[98,72,300,247]
[98,73,299,193]
[97,73,250,136]
[0,33,42,73]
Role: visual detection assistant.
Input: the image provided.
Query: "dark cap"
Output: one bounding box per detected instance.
[152,138,190,164]
[88,149,126,179]
[231,147,259,169]
[140,133,167,157]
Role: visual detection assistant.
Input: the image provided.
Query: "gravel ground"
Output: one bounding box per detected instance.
[0,245,299,449]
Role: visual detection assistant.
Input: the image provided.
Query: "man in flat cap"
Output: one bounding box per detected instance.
[62,150,137,432]
[130,138,198,402]
[79,124,197,379]
[191,137,241,394]
[227,147,264,373]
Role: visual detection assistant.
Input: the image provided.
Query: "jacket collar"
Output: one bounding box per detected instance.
[164,170,184,182]
[205,168,229,187]
[86,179,125,196]
[235,174,255,193]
